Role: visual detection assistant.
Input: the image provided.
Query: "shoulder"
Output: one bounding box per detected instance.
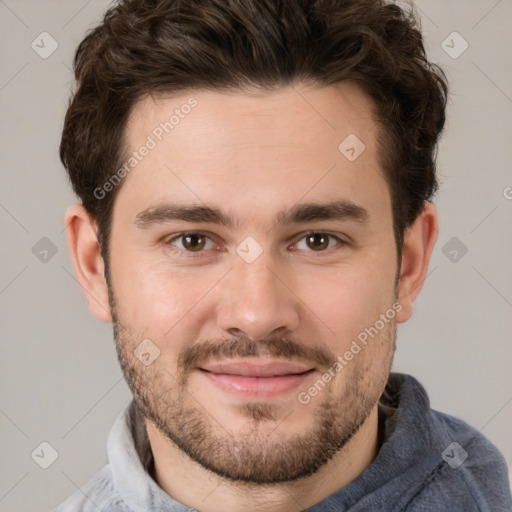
[406,409,512,511]
[53,464,129,512]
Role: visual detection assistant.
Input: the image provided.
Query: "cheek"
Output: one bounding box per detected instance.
[299,260,396,353]
[111,256,224,344]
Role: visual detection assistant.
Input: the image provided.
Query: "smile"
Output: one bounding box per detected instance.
[197,360,315,398]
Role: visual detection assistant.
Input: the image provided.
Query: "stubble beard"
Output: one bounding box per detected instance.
[107,274,396,484]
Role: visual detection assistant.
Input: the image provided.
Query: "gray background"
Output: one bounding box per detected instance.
[1,0,511,510]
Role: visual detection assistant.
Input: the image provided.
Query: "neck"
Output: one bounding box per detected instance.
[145,405,380,512]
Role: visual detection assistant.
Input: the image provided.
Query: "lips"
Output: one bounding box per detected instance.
[197,360,315,398]
[200,360,313,377]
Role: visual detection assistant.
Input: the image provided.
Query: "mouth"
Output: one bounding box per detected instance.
[197,360,316,398]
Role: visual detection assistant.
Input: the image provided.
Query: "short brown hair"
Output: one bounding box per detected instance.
[60,0,447,259]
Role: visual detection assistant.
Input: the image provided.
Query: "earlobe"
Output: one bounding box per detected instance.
[65,204,112,323]
[396,202,438,323]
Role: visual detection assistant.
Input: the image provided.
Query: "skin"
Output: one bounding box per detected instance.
[65,83,438,511]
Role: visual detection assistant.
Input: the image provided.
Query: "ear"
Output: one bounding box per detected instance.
[396,201,438,323]
[65,204,112,322]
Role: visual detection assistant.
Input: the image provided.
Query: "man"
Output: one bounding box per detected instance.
[55,0,511,510]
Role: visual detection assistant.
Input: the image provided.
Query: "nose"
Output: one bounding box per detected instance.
[216,253,300,341]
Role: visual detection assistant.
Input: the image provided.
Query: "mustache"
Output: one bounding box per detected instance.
[177,336,336,376]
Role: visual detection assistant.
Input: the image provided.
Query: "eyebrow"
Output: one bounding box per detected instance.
[135,200,369,230]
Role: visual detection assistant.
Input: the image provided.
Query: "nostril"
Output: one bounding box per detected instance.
[227,327,245,338]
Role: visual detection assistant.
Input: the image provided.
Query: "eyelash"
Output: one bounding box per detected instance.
[162,231,348,258]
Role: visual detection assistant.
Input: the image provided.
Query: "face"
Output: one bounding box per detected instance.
[107,84,399,483]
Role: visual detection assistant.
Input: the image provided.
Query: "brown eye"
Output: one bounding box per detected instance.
[181,233,206,251]
[165,232,215,254]
[294,232,345,253]
[305,233,330,251]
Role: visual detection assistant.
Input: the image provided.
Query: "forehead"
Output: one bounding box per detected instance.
[127,82,379,153]
[115,83,390,227]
